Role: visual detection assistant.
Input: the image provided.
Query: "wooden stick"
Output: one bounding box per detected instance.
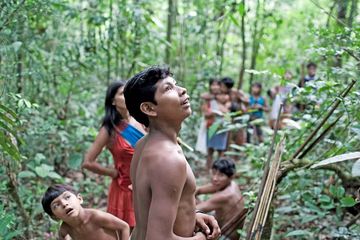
[298,115,342,159]
[253,138,285,240]
[290,79,356,161]
[246,104,283,239]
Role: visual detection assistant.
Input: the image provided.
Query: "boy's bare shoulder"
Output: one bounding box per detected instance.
[59,222,71,237]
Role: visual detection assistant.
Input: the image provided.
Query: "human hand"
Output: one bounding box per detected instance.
[194,231,207,240]
[110,168,119,179]
[195,213,221,239]
[128,184,133,191]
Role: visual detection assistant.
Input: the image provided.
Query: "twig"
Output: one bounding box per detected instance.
[346,213,360,228]
[343,48,360,62]
[309,0,347,27]
[298,114,342,159]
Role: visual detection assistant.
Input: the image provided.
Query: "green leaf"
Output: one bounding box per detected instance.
[35,165,48,178]
[285,230,312,237]
[340,197,356,207]
[18,171,36,178]
[311,152,360,168]
[319,195,331,203]
[208,121,221,139]
[68,153,83,169]
[229,14,239,27]
[238,2,245,16]
[351,159,360,177]
[48,172,62,180]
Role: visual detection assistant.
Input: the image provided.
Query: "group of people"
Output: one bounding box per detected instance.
[40,63,318,240]
[197,62,319,169]
[41,66,245,240]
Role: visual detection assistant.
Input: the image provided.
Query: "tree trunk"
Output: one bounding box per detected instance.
[107,0,113,85]
[237,0,246,89]
[165,0,174,65]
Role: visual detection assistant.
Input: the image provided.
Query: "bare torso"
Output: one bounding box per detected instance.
[215,182,244,227]
[61,209,119,240]
[130,134,197,240]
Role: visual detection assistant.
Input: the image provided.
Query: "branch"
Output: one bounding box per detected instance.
[309,0,347,27]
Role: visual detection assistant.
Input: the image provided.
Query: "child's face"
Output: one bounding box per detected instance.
[215,93,229,104]
[251,85,261,95]
[211,169,231,190]
[50,191,83,221]
[219,82,229,94]
[307,66,317,76]
[210,82,220,95]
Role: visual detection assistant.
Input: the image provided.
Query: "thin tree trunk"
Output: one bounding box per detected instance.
[107,0,113,85]
[165,0,174,65]
[218,20,230,76]
[249,0,266,92]
[348,0,357,28]
[237,0,246,89]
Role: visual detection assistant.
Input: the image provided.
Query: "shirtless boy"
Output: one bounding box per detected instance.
[196,158,245,240]
[42,184,130,240]
[124,66,221,240]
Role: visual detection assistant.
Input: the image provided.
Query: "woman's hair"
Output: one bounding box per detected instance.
[102,80,126,134]
[42,184,77,217]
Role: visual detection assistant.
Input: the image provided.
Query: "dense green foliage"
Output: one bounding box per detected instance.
[1,0,359,239]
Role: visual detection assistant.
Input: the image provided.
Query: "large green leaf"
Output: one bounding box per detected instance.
[285,230,312,237]
[310,152,360,169]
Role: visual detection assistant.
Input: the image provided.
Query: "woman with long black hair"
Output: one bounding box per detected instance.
[82,81,146,229]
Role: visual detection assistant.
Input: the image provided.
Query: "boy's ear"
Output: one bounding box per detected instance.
[140,102,157,117]
[77,194,84,204]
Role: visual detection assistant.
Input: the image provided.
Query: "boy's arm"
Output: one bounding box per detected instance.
[59,224,71,240]
[145,154,206,240]
[82,127,118,178]
[196,184,218,196]
[263,99,269,112]
[94,210,130,240]
[196,195,224,213]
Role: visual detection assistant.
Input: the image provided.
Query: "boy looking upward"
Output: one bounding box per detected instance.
[42,184,130,240]
[124,66,221,240]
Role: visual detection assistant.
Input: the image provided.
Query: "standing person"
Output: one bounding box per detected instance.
[124,66,221,240]
[196,79,221,155]
[220,77,248,147]
[300,62,318,87]
[249,82,268,143]
[82,81,146,229]
[269,71,293,129]
[206,91,231,171]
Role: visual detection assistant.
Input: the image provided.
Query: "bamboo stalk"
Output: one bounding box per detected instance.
[247,104,283,239]
[251,137,285,240]
[290,79,356,161]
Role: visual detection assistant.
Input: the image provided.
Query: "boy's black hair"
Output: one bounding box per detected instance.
[220,77,234,89]
[306,62,317,69]
[42,184,77,217]
[212,158,236,177]
[124,66,172,127]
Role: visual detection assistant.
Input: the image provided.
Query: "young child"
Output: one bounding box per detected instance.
[42,184,130,240]
[249,82,268,143]
[206,91,231,171]
[196,158,245,240]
